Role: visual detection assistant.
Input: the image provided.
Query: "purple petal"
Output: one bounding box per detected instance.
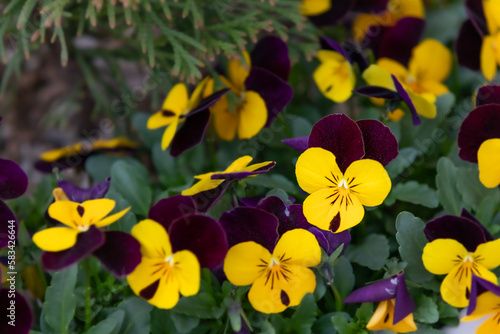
[191,180,232,213]
[354,86,400,99]
[148,195,197,230]
[456,20,483,71]
[58,178,110,202]
[468,275,500,315]
[393,274,416,324]
[251,36,291,81]
[461,208,494,241]
[93,231,141,277]
[378,18,425,67]
[344,42,370,72]
[188,88,229,116]
[475,85,500,107]
[308,227,329,253]
[238,195,265,207]
[362,25,389,59]
[257,197,310,236]
[357,119,399,166]
[41,225,105,271]
[324,229,351,256]
[392,75,421,126]
[465,0,488,35]
[171,109,210,157]
[458,104,500,163]
[344,275,399,303]
[0,290,33,334]
[308,114,365,172]
[169,214,228,269]
[0,158,28,200]
[320,37,350,61]
[0,201,17,249]
[244,67,293,127]
[308,0,354,26]
[352,0,388,13]
[211,161,275,180]
[220,207,279,252]
[282,136,309,153]
[423,215,487,252]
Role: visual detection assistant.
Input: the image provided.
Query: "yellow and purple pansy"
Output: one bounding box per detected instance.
[303,0,388,27]
[287,114,397,233]
[206,36,293,141]
[462,275,500,333]
[422,209,500,308]
[147,79,228,157]
[458,85,500,188]
[344,272,417,333]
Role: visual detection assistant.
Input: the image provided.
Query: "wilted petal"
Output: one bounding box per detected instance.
[0,158,28,200]
[148,195,197,231]
[93,231,142,277]
[250,36,291,81]
[356,119,398,166]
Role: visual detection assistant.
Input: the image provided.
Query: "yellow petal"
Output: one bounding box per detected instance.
[161,118,179,150]
[228,52,251,93]
[273,229,321,268]
[478,139,500,188]
[80,199,116,227]
[131,219,172,259]
[147,110,178,130]
[316,50,346,64]
[313,60,355,103]
[173,250,201,297]
[367,299,418,333]
[248,264,316,314]
[388,108,405,122]
[407,90,437,118]
[484,0,500,35]
[295,147,343,194]
[409,39,452,82]
[393,0,425,19]
[362,64,396,91]
[224,241,272,286]
[40,143,83,162]
[91,138,136,150]
[343,159,391,207]
[48,201,82,229]
[377,58,409,85]
[475,314,500,334]
[161,83,189,115]
[186,77,210,111]
[300,0,331,16]
[237,91,267,140]
[212,95,239,141]
[481,36,498,81]
[94,206,131,228]
[53,188,69,202]
[32,227,80,252]
[462,291,500,321]
[148,273,181,309]
[181,177,224,196]
[352,14,377,42]
[223,155,253,172]
[422,239,468,275]
[474,238,500,268]
[418,80,449,96]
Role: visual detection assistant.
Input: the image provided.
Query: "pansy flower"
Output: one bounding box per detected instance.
[344,272,417,333]
[292,114,396,232]
[35,137,136,173]
[32,197,141,277]
[127,195,228,308]
[206,36,293,141]
[422,210,500,307]
[458,85,500,188]
[146,79,228,157]
[181,155,275,212]
[456,0,500,80]
[462,275,500,333]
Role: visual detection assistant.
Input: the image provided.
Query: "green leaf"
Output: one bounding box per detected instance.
[456,166,500,211]
[355,303,373,323]
[385,147,419,179]
[170,312,200,333]
[43,265,78,334]
[436,157,465,215]
[132,112,164,149]
[87,309,125,334]
[152,142,181,186]
[116,297,153,334]
[333,257,355,299]
[345,234,389,270]
[286,293,317,334]
[385,181,439,208]
[414,295,439,324]
[245,174,298,194]
[438,300,459,319]
[110,160,152,217]
[105,190,137,233]
[331,314,358,334]
[85,155,147,183]
[32,174,56,215]
[172,292,217,319]
[395,212,433,283]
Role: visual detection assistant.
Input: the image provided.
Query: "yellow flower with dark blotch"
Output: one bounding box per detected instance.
[367,299,417,333]
[422,238,500,307]
[126,219,200,309]
[300,0,331,16]
[313,50,355,103]
[224,229,321,314]
[295,147,391,233]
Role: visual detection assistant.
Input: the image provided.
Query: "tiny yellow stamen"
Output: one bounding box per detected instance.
[338,178,348,189]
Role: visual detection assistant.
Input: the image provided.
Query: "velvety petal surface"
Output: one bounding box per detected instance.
[250,36,290,81]
[273,229,321,267]
[295,147,343,194]
[356,119,398,166]
[476,85,500,106]
[456,20,483,71]
[32,227,81,252]
[170,109,210,157]
[344,275,399,303]
[257,196,310,236]
[0,158,28,200]
[93,231,142,277]
[148,195,197,231]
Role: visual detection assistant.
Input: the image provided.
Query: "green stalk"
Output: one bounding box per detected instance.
[330,284,343,312]
[84,259,92,331]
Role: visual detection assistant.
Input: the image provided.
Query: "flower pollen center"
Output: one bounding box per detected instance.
[338,178,348,189]
[164,254,174,266]
[269,256,280,268]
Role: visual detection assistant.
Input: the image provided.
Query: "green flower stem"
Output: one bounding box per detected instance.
[330,283,343,312]
[84,259,92,331]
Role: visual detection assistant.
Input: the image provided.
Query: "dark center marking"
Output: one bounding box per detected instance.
[280,290,290,306]
[139,279,160,300]
[162,109,176,117]
[329,213,341,232]
[77,205,85,217]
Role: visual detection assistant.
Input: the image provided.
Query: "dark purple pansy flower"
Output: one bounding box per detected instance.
[307,0,388,27]
[283,114,399,172]
[148,195,228,268]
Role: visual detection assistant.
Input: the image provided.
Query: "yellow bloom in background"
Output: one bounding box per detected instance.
[422,238,500,307]
[313,50,355,103]
[295,147,391,233]
[300,0,331,16]
[127,219,200,309]
[367,299,417,333]
[480,0,500,80]
[478,138,500,188]
[224,229,321,314]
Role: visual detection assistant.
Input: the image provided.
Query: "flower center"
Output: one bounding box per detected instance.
[77,225,89,232]
[269,256,280,268]
[338,178,348,189]
[164,254,174,266]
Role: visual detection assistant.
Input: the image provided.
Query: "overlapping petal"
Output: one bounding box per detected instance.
[478,138,500,188]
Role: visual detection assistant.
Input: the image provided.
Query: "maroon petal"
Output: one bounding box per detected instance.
[211,161,275,180]
[169,214,228,269]
[257,197,310,236]
[354,86,400,100]
[281,136,310,153]
[352,0,388,13]
[475,85,500,107]
[0,201,16,249]
[423,215,487,252]
[0,290,33,334]
[93,231,141,277]
[458,104,500,163]
[148,195,197,230]
[456,20,483,71]
[238,195,265,207]
[461,208,494,241]
[468,275,500,315]
[34,155,88,173]
[392,74,421,126]
[58,178,110,202]
[344,41,370,72]
[188,88,229,116]
[465,0,488,35]
[308,114,365,172]
[393,274,416,324]
[308,0,354,26]
[362,25,389,59]
[245,68,293,127]
[0,158,28,200]
[378,17,425,67]
[41,225,105,271]
[192,180,232,213]
[170,109,210,157]
[220,207,279,252]
[357,119,398,166]
[251,36,291,81]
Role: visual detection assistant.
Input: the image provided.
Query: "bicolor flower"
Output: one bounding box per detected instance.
[462,275,500,333]
[344,273,417,333]
[181,155,275,212]
[32,198,141,277]
[223,229,321,314]
[35,137,136,173]
[456,0,500,80]
[422,210,500,307]
[146,79,228,156]
[206,36,293,141]
[304,0,388,27]
[458,85,500,188]
[293,114,396,232]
